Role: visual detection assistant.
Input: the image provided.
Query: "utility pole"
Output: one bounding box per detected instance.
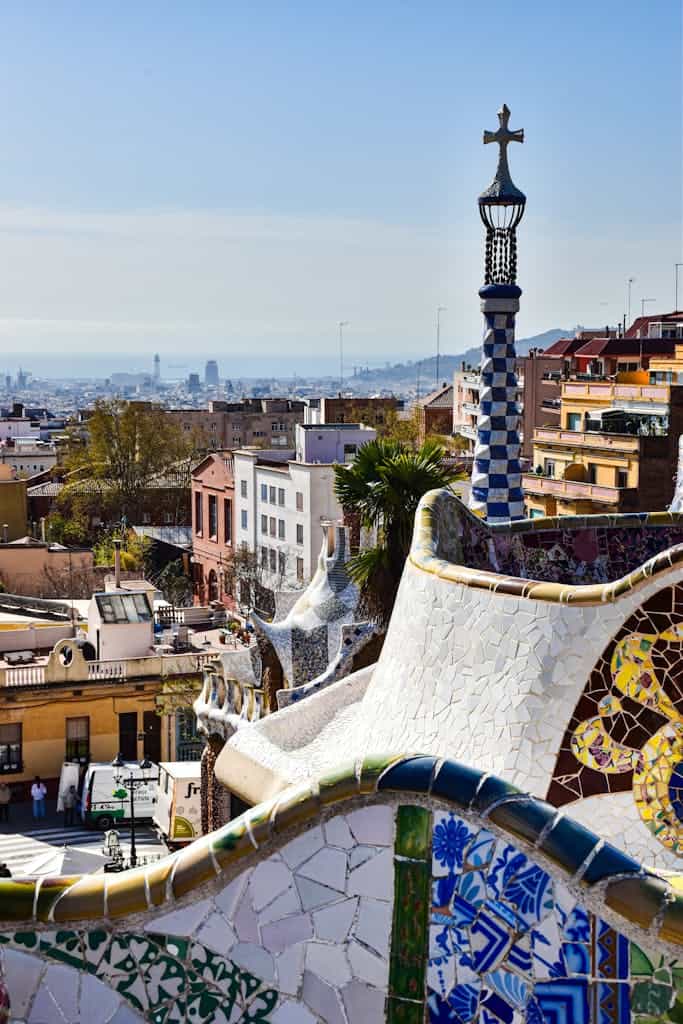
[435,306,447,385]
[337,321,349,394]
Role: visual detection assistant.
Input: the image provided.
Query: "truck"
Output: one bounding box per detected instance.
[80,761,159,831]
[153,762,202,846]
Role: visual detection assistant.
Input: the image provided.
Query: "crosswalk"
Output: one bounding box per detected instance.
[0,824,166,875]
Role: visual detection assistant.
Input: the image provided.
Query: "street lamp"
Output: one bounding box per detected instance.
[435,306,447,386]
[338,321,349,394]
[626,277,635,328]
[676,264,683,312]
[111,753,153,868]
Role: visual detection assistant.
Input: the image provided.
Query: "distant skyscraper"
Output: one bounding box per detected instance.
[153,353,160,382]
[188,373,201,393]
[205,360,219,387]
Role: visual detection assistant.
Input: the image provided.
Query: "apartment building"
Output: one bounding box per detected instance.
[304,395,398,428]
[523,314,683,517]
[234,423,376,594]
[168,398,306,450]
[191,451,235,606]
[0,438,57,477]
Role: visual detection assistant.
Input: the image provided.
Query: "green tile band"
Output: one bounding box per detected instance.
[388,805,431,1022]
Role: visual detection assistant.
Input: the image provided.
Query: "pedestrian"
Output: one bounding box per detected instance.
[62,784,77,827]
[0,783,10,824]
[0,863,10,878]
[31,776,47,821]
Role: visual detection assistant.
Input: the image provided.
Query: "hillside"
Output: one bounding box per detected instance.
[352,328,570,387]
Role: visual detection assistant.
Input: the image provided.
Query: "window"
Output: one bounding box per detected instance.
[296,557,304,582]
[587,463,597,484]
[142,511,151,524]
[97,593,151,623]
[0,723,21,772]
[543,459,555,478]
[261,514,268,535]
[240,479,247,498]
[269,548,276,572]
[278,551,286,576]
[269,516,276,537]
[296,491,304,512]
[194,492,203,534]
[269,486,276,504]
[164,512,173,525]
[224,499,232,543]
[261,483,268,501]
[343,443,357,462]
[261,546,268,569]
[296,524,304,545]
[617,468,628,489]
[278,519,285,540]
[278,488,285,506]
[566,413,581,431]
[241,509,248,530]
[66,717,89,764]
[208,494,218,538]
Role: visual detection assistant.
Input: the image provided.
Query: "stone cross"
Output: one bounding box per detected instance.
[483,104,524,197]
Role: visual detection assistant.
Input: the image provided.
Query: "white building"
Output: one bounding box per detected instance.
[234,423,376,590]
[0,439,57,477]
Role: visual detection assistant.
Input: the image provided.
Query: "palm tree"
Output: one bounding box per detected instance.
[334,438,463,628]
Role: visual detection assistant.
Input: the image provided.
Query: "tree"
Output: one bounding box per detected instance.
[334,438,464,628]
[61,400,196,526]
[222,543,266,617]
[157,559,193,607]
[381,408,421,448]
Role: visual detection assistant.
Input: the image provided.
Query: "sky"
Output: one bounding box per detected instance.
[0,1,681,378]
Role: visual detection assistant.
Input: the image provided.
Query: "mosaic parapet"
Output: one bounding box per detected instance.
[411,489,683,605]
[0,755,681,953]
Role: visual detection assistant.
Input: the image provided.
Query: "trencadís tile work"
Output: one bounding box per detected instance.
[0,757,683,1022]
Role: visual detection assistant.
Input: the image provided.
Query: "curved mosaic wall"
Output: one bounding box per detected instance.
[0,757,682,1022]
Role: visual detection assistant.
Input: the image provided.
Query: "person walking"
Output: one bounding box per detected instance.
[62,784,77,827]
[31,776,47,821]
[0,783,10,825]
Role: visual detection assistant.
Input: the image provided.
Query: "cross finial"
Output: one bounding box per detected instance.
[483,104,524,155]
[479,104,525,204]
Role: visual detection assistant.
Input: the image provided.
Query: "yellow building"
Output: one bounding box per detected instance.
[523,379,682,517]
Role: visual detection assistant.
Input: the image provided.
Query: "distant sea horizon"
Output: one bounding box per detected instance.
[0,350,439,382]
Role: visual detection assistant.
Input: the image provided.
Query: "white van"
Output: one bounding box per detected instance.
[153,762,202,846]
[81,761,159,831]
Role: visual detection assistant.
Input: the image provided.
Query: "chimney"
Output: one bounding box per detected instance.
[113,539,122,588]
[40,517,46,542]
[1,524,8,543]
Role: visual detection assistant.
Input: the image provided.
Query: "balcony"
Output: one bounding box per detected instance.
[0,648,217,688]
[456,423,477,441]
[522,473,636,506]
[462,401,479,416]
[561,381,670,403]
[532,428,640,454]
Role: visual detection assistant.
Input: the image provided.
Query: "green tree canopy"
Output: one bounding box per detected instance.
[334,438,463,627]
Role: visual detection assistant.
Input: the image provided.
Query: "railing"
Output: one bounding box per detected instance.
[4,664,46,687]
[522,474,636,505]
[532,428,640,453]
[562,381,670,402]
[462,402,479,416]
[177,742,203,761]
[2,649,217,688]
[456,423,477,441]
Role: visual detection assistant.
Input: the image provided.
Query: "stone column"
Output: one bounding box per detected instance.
[469,283,525,524]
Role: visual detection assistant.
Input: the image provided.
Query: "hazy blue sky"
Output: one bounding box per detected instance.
[0,1,680,377]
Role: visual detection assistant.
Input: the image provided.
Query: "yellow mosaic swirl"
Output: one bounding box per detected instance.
[572,623,683,853]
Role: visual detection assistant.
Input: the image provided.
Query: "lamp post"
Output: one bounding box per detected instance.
[111,753,153,868]
[626,277,635,329]
[337,321,349,394]
[676,264,683,312]
[435,306,447,386]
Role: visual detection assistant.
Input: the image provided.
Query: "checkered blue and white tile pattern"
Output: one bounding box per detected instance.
[469,303,524,523]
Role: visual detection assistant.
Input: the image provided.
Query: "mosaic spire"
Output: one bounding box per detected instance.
[469,104,526,523]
